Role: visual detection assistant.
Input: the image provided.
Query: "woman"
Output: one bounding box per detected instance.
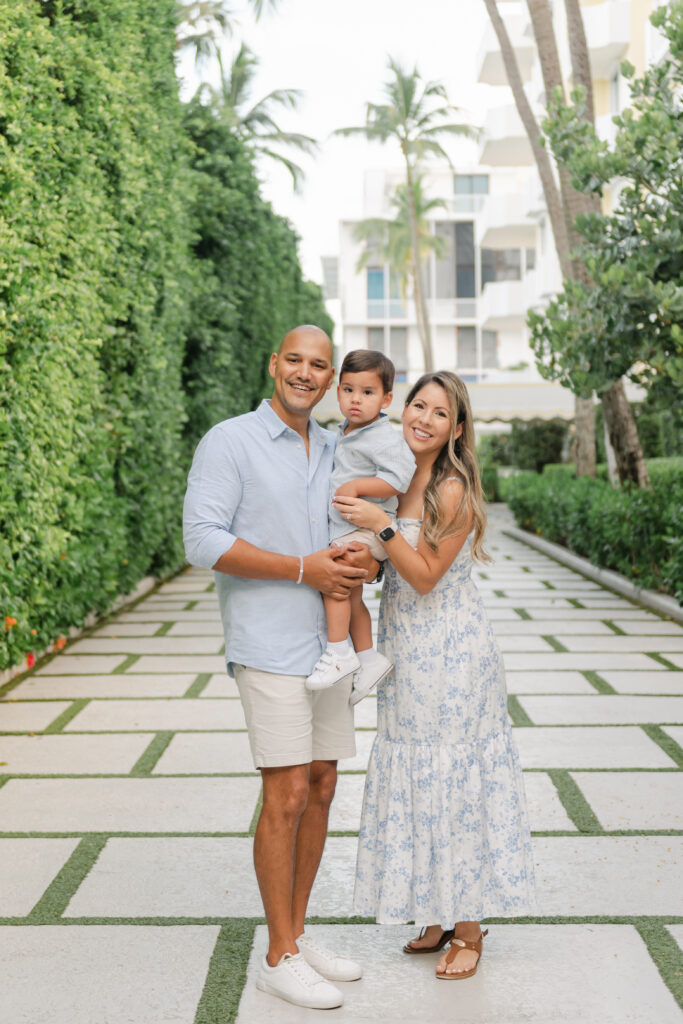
[333,371,535,980]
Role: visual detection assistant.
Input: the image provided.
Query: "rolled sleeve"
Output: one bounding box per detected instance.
[374,437,416,493]
[183,427,242,569]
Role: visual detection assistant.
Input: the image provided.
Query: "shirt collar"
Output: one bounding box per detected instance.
[257,399,333,448]
[337,412,389,439]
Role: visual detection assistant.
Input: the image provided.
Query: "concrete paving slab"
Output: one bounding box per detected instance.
[199,675,240,697]
[153,733,257,774]
[328,774,365,832]
[478,608,523,620]
[131,599,192,609]
[1,925,218,1024]
[612,620,683,636]
[0,702,72,732]
[67,637,223,655]
[561,635,683,653]
[505,672,596,694]
[156,582,213,594]
[524,608,663,620]
[0,733,155,774]
[665,653,683,669]
[492,620,614,635]
[133,656,228,674]
[517,695,683,725]
[4,674,195,700]
[600,672,683,695]
[522,773,576,831]
[116,611,222,623]
[353,698,377,729]
[237,923,682,1024]
[496,635,557,652]
[35,656,128,675]
[166,622,224,636]
[0,839,80,916]
[0,777,261,832]
[481,598,577,609]
[63,698,246,732]
[65,836,358,919]
[534,836,683,915]
[504,653,664,671]
[667,925,683,952]
[89,623,163,637]
[571,771,683,830]
[515,726,675,769]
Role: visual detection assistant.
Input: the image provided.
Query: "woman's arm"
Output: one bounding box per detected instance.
[332,480,471,596]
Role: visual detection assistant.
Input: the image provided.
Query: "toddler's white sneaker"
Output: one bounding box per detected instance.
[350,651,393,705]
[306,648,360,691]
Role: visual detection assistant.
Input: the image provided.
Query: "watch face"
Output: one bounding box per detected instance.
[379,525,396,541]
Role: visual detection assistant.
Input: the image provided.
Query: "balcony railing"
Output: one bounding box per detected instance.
[367,299,406,319]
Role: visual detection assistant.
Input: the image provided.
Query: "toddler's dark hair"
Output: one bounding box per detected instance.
[339,349,395,393]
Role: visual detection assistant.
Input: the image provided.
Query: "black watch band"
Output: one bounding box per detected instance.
[374,561,384,584]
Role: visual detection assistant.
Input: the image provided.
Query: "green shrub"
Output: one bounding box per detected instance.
[508,419,569,473]
[506,461,683,601]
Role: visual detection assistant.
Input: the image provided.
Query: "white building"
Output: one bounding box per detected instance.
[318,0,656,424]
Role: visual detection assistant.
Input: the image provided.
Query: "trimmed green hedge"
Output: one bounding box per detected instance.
[505,461,683,602]
[0,1,331,672]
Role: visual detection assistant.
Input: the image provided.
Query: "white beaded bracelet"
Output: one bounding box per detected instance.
[296,555,304,585]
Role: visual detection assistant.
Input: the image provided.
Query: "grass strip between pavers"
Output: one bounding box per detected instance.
[112,655,140,674]
[541,635,568,652]
[513,607,532,620]
[636,921,683,1010]
[602,619,627,636]
[641,724,683,767]
[582,670,617,694]
[24,835,107,923]
[648,653,680,670]
[184,673,213,698]
[130,731,175,775]
[154,622,174,636]
[194,920,257,1024]
[43,699,91,733]
[507,695,533,727]
[548,770,603,833]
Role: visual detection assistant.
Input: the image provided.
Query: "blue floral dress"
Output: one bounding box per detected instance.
[354,518,536,926]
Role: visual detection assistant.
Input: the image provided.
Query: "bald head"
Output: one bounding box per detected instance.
[278,324,333,361]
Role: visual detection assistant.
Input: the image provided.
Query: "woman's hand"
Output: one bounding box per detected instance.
[332,495,390,534]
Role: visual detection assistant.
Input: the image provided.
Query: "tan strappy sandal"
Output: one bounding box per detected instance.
[403,927,455,954]
[435,928,488,980]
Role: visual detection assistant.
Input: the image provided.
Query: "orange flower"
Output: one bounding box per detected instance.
[30,628,37,636]
[5,616,17,631]
[54,636,66,651]
[60,553,66,559]
[26,653,36,669]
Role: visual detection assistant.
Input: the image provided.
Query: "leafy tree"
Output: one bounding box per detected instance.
[335,58,477,372]
[351,176,447,306]
[508,420,568,474]
[529,2,683,483]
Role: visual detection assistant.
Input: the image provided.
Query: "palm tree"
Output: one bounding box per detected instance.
[176,0,280,67]
[335,58,478,372]
[353,177,448,320]
[201,42,317,190]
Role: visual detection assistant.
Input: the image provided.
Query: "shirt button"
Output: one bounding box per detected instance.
[311,517,316,523]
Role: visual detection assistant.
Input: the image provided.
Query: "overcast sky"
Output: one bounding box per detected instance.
[178,0,505,283]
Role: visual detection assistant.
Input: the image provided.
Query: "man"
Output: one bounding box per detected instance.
[183,325,378,1010]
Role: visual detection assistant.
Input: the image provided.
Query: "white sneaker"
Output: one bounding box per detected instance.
[256,952,343,1009]
[297,932,363,982]
[349,651,393,705]
[306,648,360,691]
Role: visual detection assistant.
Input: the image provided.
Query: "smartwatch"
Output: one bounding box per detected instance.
[377,523,397,542]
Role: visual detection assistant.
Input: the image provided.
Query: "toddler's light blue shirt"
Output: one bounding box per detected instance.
[183,400,335,676]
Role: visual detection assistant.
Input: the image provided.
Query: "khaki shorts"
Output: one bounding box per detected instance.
[233,665,356,769]
[333,527,387,561]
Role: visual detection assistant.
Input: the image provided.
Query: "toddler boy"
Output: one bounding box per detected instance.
[305,349,415,703]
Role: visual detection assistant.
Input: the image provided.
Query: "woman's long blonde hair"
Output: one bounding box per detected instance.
[406,371,490,563]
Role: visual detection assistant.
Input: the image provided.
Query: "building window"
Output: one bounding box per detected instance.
[389,327,408,380]
[525,248,536,272]
[435,222,455,299]
[367,327,385,351]
[481,248,522,287]
[457,326,477,369]
[456,222,475,298]
[610,70,620,114]
[482,330,498,368]
[454,174,489,195]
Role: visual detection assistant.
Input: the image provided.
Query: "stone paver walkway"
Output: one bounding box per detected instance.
[1,506,682,1023]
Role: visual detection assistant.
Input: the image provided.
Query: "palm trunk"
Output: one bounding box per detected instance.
[404,160,433,372]
[564,0,595,123]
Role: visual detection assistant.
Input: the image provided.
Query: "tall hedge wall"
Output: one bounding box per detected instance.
[0,1,331,672]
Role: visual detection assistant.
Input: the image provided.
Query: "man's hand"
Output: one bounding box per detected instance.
[340,541,381,583]
[302,547,367,599]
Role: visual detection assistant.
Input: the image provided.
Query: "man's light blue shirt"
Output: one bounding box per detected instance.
[183,400,335,676]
